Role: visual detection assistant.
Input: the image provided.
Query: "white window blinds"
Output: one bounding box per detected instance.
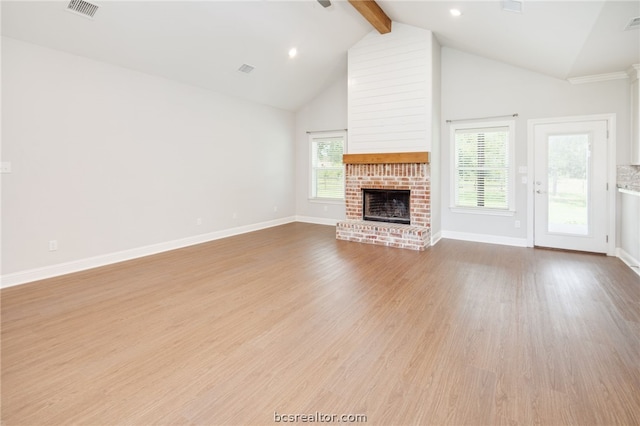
[454,126,510,209]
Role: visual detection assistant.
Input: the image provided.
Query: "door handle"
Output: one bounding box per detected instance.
[536,189,546,194]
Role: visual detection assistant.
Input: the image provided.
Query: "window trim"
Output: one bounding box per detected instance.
[449,120,516,215]
[308,130,347,201]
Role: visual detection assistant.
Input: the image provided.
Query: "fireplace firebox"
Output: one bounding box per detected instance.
[363,189,410,224]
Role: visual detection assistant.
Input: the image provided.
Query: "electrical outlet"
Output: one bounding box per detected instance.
[273,206,278,212]
[49,240,58,251]
[1,162,12,173]
[196,218,202,226]
[514,220,521,229]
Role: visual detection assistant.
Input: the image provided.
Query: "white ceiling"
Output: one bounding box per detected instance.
[2,0,639,111]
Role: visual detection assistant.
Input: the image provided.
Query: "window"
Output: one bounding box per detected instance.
[451,121,515,213]
[309,131,346,200]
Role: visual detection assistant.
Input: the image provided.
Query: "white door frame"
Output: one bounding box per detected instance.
[527,114,616,255]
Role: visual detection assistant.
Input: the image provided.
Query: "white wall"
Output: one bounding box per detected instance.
[441,48,630,244]
[1,37,295,283]
[294,74,347,225]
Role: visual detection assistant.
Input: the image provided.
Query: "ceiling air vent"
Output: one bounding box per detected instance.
[624,17,640,31]
[238,64,255,74]
[67,0,99,19]
[502,0,523,14]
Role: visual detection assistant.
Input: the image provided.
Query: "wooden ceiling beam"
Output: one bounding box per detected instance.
[348,0,392,34]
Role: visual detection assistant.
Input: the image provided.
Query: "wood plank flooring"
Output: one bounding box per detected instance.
[2,222,639,425]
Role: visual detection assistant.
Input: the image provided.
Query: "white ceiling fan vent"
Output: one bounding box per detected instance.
[624,17,640,31]
[238,64,255,74]
[66,0,99,19]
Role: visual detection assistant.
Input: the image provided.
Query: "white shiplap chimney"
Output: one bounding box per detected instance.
[347,23,436,154]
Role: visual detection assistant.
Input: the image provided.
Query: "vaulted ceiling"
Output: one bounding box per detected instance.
[2,1,639,111]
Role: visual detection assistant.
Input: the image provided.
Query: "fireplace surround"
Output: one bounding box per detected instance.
[336,152,430,250]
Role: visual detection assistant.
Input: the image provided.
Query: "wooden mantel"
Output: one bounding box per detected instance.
[342,151,429,165]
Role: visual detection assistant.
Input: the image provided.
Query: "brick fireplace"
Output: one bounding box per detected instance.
[336,152,431,250]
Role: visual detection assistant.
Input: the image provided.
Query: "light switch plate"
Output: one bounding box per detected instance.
[0,162,11,173]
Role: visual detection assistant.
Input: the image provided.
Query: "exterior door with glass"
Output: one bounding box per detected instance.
[533,120,608,253]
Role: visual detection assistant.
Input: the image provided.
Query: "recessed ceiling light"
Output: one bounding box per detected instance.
[450,9,462,17]
[288,48,298,58]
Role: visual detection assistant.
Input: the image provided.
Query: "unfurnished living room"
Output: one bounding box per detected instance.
[1,0,639,425]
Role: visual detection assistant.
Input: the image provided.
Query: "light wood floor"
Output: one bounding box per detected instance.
[2,223,639,425]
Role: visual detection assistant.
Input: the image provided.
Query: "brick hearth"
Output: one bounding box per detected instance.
[336,161,431,250]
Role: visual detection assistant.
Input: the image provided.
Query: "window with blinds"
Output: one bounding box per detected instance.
[452,122,515,212]
[310,131,346,200]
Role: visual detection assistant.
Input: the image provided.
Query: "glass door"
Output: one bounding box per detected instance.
[534,120,608,253]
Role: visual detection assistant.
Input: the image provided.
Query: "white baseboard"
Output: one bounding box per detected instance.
[295,216,339,226]
[1,216,296,289]
[616,248,640,277]
[431,230,442,246]
[441,230,528,247]
[8,220,631,288]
